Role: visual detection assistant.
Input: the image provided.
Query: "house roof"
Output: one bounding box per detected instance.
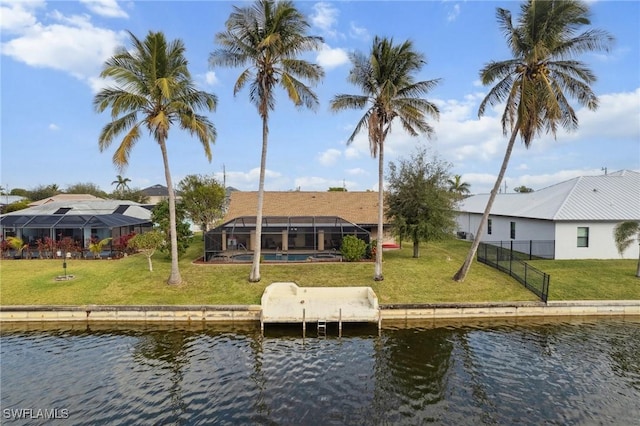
[458,170,640,221]
[141,184,169,196]
[223,191,383,225]
[0,199,152,229]
[29,193,102,207]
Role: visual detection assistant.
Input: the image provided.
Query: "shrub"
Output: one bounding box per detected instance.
[341,235,367,262]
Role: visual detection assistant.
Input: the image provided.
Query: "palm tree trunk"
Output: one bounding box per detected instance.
[374,142,384,281]
[453,126,520,282]
[159,140,182,285]
[249,116,269,282]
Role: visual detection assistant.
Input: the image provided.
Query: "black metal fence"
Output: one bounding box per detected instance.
[478,242,550,303]
[485,240,555,260]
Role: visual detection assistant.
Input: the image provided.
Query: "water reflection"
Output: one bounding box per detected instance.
[1,318,639,425]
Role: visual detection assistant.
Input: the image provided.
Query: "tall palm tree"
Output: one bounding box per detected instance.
[94,31,217,285]
[614,221,640,278]
[111,175,131,196]
[447,174,471,199]
[331,36,440,281]
[453,0,613,282]
[210,0,324,282]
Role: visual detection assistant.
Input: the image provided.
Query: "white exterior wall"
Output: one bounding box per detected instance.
[455,213,554,242]
[555,221,639,260]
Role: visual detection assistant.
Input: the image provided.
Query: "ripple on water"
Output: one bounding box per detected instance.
[1,318,638,425]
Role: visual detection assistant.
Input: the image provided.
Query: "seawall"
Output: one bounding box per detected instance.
[1,300,638,323]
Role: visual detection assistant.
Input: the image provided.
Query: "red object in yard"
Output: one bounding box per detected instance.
[382,243,400,249]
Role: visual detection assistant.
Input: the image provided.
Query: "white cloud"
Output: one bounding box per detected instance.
[318,148,341,166]
[205,71,219,86]
[1,8,127,90]
[310,2,340,38]
[294,176,355,191]
[346,167,367,176]
[79,0,128,18]
[447,4,461,22]
[0,0,43,33]
[48,123,60,131]
[219,168,288,191]
[349,22,369,41]
[316,44,349,69]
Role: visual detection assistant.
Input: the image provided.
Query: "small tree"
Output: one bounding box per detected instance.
[27,184,60,201]
[614,221,640,278]
[152,200,192,257]
[386,148,457,258]
[514,185,534,193]
[6,236,27,258]
[66,182,108,198]
[341,235,367,262]
[178,174,226,233]
[110,188,150,203]
[129,230,166,271]
[89,237,112,259]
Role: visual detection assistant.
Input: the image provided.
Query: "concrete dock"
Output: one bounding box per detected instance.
[260,282,380,331]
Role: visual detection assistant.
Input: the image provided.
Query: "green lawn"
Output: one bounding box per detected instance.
[0,238,637,305]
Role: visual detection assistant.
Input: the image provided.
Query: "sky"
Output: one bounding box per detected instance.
[1,0,639,196]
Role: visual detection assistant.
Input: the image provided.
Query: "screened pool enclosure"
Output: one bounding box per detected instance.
[204,216,370,262]
[0,200,153,258]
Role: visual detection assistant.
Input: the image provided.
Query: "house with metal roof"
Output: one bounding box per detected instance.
[455,170,640,259]
[0,199,153,254]
[204,191,390,261]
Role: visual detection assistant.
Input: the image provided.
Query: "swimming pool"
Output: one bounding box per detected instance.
[226,252,342,262]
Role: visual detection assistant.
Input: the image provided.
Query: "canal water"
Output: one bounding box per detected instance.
[1,317,639,425]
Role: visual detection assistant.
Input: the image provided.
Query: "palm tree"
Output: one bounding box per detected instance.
[447,174,471,199]
[111,175,131,196]
[94,31,217,285]
[210,0,324,282]
[614,221,640,278]
[453,0,613,282]
[331,36,441,281]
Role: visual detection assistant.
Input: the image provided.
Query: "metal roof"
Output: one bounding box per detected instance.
[458,170,640,221]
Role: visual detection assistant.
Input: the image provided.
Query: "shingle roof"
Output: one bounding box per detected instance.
[459,170,640,221]
[223,191,383,224]
[29,193,102,206]
[141,184,169,196]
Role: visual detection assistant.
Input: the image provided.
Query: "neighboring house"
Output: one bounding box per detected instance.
[204,191,391,260]
[29,193,102,207]
[141,184,171,205]
[455,170,640,260]
[0,199,153,250]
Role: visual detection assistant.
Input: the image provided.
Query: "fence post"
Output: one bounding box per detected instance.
[509,250,512,276]
[529,240,533,260]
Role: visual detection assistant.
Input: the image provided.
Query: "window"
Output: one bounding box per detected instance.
[577,227,589,247]
[510,222,516,239]
[487,219,492,235]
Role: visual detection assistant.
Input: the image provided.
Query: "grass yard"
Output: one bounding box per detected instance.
[528,258,639,300]
[0,237,637,306]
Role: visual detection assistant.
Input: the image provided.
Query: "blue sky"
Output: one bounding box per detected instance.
[1,0,639,196]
